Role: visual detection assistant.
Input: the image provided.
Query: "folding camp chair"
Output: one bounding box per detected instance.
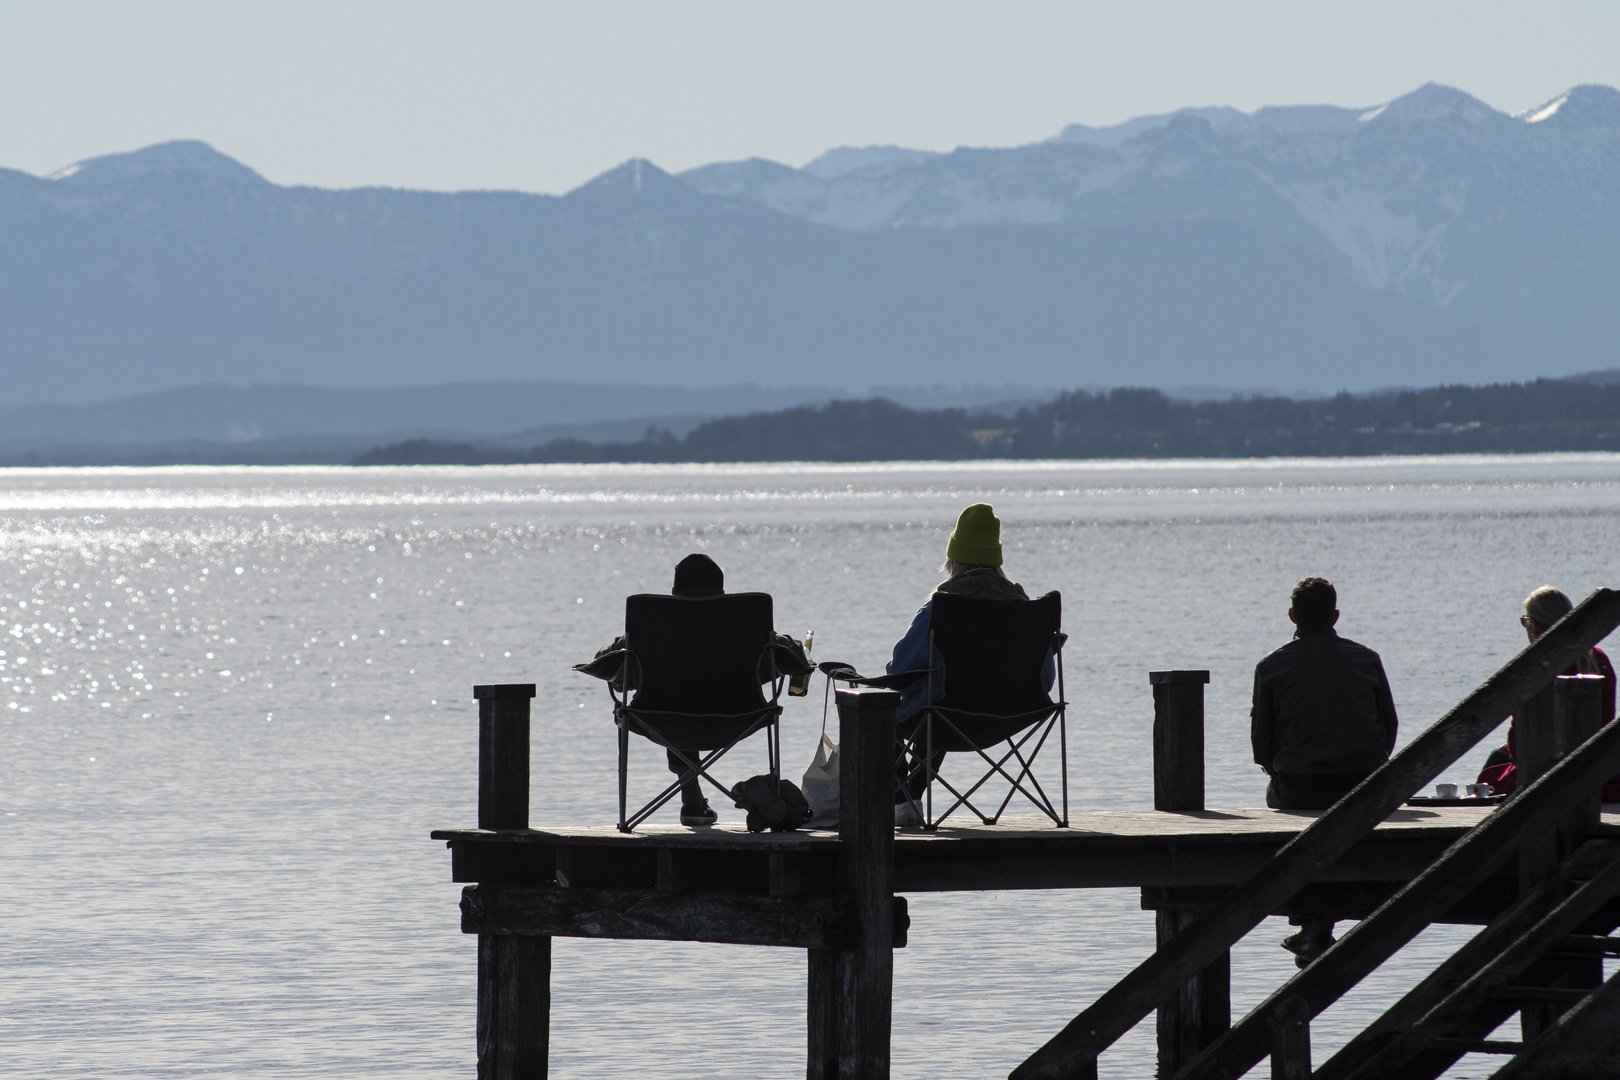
[592,593,787,832]
[891,590,1068,830]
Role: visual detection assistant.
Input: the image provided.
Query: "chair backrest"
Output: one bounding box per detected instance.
[623,592,775,714]
[928,590,1061,716]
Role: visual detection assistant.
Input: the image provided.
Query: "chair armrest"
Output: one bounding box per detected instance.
[822,666,933,691]
[765,637,816,677]
[574,650,632,683]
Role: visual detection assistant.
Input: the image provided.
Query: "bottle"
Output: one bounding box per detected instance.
[788,630,814,697]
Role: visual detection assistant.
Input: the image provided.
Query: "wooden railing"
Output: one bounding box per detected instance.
[1174,679,1620,1078]
[1012,588,1620,1080]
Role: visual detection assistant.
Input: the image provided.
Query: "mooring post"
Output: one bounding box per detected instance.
[478,683,534,831]
[1513,675,1606,1040]
[813,686,896,1080]
[1514,682,1559,893]
[1554,674,1606,851]
[1547,674,1608,1026]
[1151,670,1209,812]
[472,683,547,1080]
[1146,669,1229,1076]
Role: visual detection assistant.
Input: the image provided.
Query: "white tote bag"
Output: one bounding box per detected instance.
[801,731,840,829]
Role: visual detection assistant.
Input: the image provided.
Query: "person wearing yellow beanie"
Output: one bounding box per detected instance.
[944,502,1003,567]
[883,503,1054,823]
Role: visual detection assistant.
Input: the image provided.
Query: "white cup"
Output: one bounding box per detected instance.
[1435,783,1459,798]
[1466,783,1493,798]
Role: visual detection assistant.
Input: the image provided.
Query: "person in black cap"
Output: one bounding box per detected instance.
[671,552,724,597]
[589,553,808,825]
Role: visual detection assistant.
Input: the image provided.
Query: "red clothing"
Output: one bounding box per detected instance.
[1477,646,1619,800]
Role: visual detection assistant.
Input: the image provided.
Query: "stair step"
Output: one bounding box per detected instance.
[1488,984,1591,1003]
[1429,1037,1524,1055]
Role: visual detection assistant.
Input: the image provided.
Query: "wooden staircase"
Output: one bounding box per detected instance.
[1010,589,1620,1080]
[1315,840,1620,1079]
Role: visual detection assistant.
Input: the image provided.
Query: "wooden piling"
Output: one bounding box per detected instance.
[1526,674,1610,1038]
[813,686,896,1080]
[478,683,536,830]
[1554,675,1607,850]
[1150,670,1209,813]
[473,683,546,1080]
[807,949,840,1080]
[1147,670,1230,1077]
[1267,995,1311,1080]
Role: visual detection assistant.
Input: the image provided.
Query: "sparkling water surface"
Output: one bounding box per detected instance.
[2,455,1617,1079]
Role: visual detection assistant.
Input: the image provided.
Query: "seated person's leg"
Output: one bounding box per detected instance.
[1270,773,1368,964]
[666,747,714,822]
[1268,772,1366,811]
[894,735,946,801]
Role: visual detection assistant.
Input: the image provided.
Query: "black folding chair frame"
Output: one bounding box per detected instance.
[606,596,786,832]
[614,704,781,832]
[893,602,1069,830]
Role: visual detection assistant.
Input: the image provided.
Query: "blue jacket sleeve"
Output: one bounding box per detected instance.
[887,601,932,676]
[888,600,933,718]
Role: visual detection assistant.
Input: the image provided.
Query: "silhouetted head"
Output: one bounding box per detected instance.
[1521,585,1572,641]
[1289,577,1338,630]
[672,553,724,597]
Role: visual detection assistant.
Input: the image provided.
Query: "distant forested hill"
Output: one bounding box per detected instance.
[354,377,1620,465]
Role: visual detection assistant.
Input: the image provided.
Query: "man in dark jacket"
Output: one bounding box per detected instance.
[1252,576,1398,810]
[1251,576,1398,965]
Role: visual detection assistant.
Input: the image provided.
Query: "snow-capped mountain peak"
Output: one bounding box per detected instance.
[47,139,267,186]
[1359,82,1501,125]
[1517,84,1620,127]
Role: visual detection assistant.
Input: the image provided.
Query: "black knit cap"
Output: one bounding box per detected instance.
[672,553,724,597]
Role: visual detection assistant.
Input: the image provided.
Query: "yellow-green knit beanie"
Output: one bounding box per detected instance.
[945,503,1002,566]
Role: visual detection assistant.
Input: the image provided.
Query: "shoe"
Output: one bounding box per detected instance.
[679,802,718,826]
[1281,925,1335,968]
[894,801,920,827]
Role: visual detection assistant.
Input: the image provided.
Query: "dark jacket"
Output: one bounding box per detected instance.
[1251,626,1398,777]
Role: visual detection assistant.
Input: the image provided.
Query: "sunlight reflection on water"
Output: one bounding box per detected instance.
[0,456,1616,1078]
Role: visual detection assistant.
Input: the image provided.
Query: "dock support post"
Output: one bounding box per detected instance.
[807,949,839,1080]
[479,934,551,1080]
[1267,994,1311,1080]
[1518,674,1609,1041]
[1553,674,1606,853]
[1147,670,1229,1077]
[1150,670,1208,813]
[815,686,896,1080]
[473,683,546,1079]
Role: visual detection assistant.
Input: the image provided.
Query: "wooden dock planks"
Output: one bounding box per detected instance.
[435,805,1518,894]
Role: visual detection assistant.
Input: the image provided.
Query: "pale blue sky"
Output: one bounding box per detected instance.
[2,0,1617,194]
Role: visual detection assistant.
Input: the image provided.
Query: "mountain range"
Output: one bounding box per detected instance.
[1,82,1616,421]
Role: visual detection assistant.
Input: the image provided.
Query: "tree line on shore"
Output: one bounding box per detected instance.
[353,377,1620,465]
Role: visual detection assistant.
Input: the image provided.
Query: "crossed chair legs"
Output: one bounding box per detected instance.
[894,711,1068,830]
[616,716,780,832]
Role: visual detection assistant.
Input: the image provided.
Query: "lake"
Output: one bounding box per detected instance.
[1,455,1616,1078]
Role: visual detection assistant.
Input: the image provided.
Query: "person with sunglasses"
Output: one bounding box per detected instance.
[1476,585,1619,800]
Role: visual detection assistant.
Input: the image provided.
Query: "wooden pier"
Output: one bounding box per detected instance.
[435,591,1620,1079]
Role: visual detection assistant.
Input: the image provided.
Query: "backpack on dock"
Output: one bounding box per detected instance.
[730,774,813,832]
